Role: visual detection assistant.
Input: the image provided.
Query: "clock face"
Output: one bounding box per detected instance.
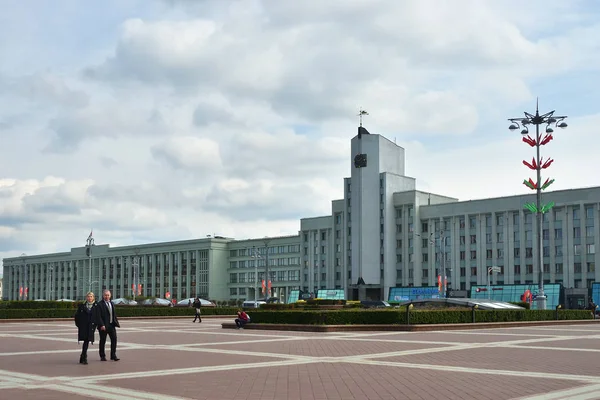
[354,153,367,168]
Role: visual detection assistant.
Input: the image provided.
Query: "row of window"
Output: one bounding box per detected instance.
[229,257,301,268]
[229,270,301,283]
[400,261,597,279]
[230,245,300,257]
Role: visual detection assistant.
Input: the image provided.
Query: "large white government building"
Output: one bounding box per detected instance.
[3,126,600,304]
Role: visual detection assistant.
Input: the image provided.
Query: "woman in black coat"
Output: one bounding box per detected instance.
[74,291,99,365]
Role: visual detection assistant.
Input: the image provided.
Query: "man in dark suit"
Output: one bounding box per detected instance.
[96,289,120,361]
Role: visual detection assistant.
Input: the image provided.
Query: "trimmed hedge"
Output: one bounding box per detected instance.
[0,306,239,319]
[0,301,78,309]
[245,309,593,325]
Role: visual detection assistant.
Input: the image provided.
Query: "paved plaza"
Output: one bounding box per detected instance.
[1,317,600,399]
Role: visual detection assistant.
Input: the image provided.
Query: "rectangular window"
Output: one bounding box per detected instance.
[526,264,533,274]
[587,262,595,273]
[525,248,533,258]
[555,263,563,274]
[586,207,594,219]
[587,244,595,254]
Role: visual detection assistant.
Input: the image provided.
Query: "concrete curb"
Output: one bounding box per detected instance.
[222,319,600,332]
[0,315,236,323]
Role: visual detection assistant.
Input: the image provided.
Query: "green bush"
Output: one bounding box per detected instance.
[0,301,77,310]
[0,306,239,319]
[244,309,593,325]
[509,301,532,310]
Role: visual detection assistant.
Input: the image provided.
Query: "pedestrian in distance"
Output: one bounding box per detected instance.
[193,297,202,323]
[96,289,121,361]
[74,291,99,365]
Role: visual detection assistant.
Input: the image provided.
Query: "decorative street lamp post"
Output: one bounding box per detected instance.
[132,248,140,302]
[508,101,568,310]
[487,266,501,300]
[20,253,27,301]
[264,239,271,300]
[85,230,95,295]
[252,246,261,302]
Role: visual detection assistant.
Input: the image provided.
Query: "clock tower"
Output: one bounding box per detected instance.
[347,126,415,300]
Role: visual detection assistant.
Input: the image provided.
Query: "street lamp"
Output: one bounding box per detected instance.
[132,248,140,302]
[487,266,501,300]
[508,100,567,310]
[48,264,54,301]
[252,246,261,302]
[416,230,449,298]
[264,239,271,300]
[20,253,27,301]
[85,230,95,295]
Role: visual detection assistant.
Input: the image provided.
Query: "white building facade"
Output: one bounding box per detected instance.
[2,126,599,302]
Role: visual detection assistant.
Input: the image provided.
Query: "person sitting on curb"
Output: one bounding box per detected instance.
[235,310,250,329]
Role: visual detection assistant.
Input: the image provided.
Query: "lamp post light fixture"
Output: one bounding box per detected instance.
[508,101,567,310]
[132,248,140,302]
[20,253,27,301]
[48,264,54,301]
[487,266,501,300]
[264,239,271,300]
[252,246,261,302]
[85,230,95,295]
[416,229,450,298]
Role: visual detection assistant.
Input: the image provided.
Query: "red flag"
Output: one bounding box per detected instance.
[268,280,272,289]
[19,287,23,297]
[437,275,442,293]
[138,284,142,295]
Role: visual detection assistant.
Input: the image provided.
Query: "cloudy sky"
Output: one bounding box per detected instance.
[1,0,600,267]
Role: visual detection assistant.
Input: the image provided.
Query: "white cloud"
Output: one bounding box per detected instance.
[152,136,222,170]
[1,0,600,264]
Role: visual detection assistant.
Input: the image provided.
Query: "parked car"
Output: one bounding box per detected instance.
[141,298,172,306]
[175,298,216,307]
[242,300,267,309]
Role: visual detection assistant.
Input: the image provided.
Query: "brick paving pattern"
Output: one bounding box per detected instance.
[1,318,600,399]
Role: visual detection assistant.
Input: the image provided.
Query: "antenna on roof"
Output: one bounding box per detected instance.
[358,108,369,127]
